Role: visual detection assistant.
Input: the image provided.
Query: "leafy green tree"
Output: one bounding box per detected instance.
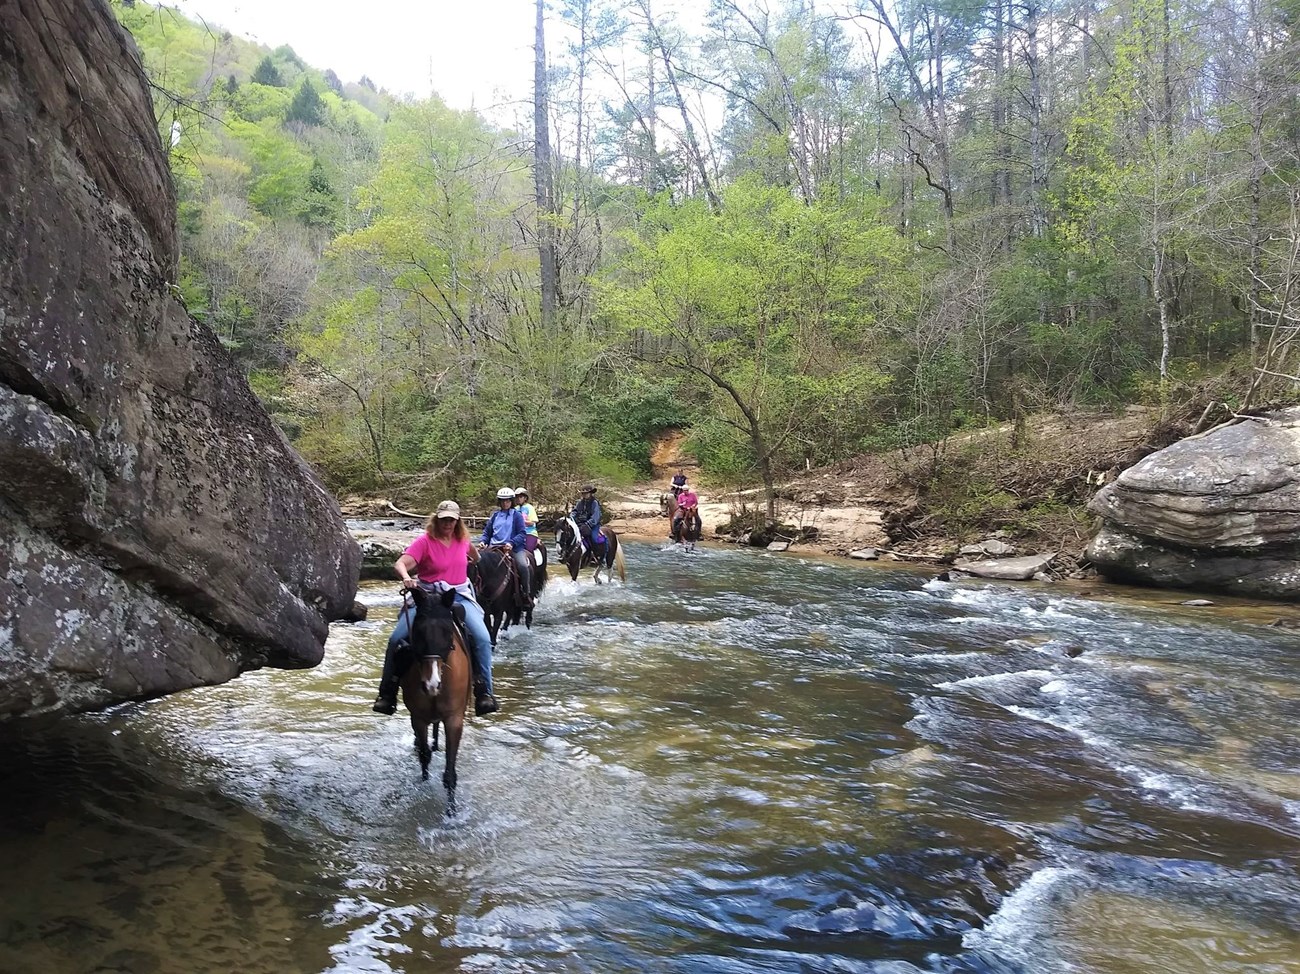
[602,177,904,520]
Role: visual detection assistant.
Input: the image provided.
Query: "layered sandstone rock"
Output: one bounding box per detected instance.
[1086,409,1300,600]
[0,0,360,716]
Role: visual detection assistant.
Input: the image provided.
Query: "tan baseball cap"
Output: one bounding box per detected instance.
[435,500,461,519]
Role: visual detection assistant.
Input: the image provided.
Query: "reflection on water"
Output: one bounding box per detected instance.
[2,543,1300,973]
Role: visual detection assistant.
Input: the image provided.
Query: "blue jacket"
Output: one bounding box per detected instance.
[571,498,602,533]
[481,508,528,548]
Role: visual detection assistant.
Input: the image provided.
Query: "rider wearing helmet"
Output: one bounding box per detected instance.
[479,486,533,608]
[514,488,540,552]
[571,485,602,550]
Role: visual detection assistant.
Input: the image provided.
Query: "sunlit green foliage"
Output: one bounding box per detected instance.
[113,0,1300,513]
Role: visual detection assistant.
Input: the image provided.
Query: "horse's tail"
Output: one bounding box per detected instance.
[613,538,626,582]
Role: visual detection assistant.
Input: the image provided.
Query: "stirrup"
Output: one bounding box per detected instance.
[474,692,499,716]
[371,692,397,715]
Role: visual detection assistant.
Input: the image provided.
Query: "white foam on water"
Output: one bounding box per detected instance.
[1003,704,1110,748]
[935,668,1058,691]
[1116,764,1220,814]
[1286,800,1300,828]
[962,865,1085,961]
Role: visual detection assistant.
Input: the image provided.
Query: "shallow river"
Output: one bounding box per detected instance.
[2,543,1300,974]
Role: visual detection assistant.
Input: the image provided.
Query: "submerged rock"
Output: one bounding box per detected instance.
[1087,410,1300,601]
[0,1,359,717]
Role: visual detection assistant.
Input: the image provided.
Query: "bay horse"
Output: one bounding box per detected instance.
[473,545,548,647]
[671,503,702,548]
[400,586,472,814]
[555,516,627,584]
[661,490,701,548]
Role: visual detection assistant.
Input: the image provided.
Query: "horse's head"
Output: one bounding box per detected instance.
[555,517,578,556]
[409,587,464,695]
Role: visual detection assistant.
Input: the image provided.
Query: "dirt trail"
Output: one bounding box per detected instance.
[608,428,892,551]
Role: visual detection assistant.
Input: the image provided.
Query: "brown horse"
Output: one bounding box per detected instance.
[400,586,472,814]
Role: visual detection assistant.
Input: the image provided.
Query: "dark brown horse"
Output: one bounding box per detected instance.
[472,545,549,647]
[400,586,472,814]
[555,516,627,584]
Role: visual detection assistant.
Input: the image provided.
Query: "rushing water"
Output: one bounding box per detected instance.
[2,542,1300,974]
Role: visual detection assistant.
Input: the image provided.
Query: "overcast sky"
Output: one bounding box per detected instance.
[169,0,538,115]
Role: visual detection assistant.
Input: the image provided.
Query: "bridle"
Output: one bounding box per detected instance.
[556,517,581,562]
[400,588,467,694]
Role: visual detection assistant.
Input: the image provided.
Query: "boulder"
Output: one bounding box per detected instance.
[0,1,360,718]
[1087,410,1300,600]
[767,541,791,552]
[850,548,879,560]
[356,535,411,580]
[952,553,1057,580]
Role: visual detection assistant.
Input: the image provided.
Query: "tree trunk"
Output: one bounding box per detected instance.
[534,0,559,329]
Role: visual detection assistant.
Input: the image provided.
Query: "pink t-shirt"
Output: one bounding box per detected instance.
[677,490,699,509]
[405,534,470,585]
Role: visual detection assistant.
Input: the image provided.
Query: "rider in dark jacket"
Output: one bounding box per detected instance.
[571,485,602,550]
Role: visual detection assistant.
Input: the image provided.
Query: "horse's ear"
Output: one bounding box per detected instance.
[440,587,456,609]
[410,586,430,610]
[451,603,466,626]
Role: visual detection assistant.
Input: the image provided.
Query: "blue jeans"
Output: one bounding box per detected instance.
[385,592,494,695]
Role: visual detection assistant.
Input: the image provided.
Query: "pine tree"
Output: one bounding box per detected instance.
[252,56,284,87]
[286,78,325,126]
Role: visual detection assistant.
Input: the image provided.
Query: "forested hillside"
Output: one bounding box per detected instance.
[114,0,1300,513]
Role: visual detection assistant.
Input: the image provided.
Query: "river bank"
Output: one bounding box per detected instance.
[345,407,1199,585]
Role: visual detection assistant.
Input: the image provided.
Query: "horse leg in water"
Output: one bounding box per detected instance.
[440,641,471,816]
[441,712,464,815]
[412,715,432,781]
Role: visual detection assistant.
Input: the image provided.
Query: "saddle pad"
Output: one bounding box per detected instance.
[531,548,545,568]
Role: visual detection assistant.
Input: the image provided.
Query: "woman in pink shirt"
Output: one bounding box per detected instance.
[672,482,701,540]
[372,500,499,717]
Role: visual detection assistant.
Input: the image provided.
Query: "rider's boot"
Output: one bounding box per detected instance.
[371,639,403,715]
[473,679,499,716]
[372,680,398,715]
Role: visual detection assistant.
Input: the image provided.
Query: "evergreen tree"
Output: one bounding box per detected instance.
[299,159,339,228]
[252,56,284,87]
[286,78,325,126]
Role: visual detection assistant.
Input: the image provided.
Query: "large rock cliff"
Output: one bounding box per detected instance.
[1086,408,1300,600]
[0,0,360,716]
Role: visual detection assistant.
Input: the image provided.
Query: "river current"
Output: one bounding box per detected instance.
[2,542,1299,973]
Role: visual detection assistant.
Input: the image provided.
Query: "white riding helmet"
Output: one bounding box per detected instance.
[496,486,515,500]
[514,487,529,497]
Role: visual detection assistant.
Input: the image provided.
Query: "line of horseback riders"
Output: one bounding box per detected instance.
[372,485,612,719]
